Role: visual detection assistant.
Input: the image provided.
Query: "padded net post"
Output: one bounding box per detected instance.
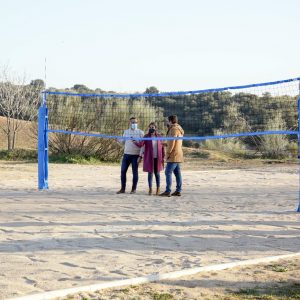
[38,93,49,190]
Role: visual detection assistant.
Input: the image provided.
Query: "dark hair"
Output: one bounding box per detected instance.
[148,122,157,128]
[168,115,178,124]
[130,117,137,121]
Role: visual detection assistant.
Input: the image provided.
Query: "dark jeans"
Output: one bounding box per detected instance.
[148,158,160,188]
[121,154,139,190]
[165,162,182,193]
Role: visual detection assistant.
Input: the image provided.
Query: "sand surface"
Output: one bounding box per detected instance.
[0,162,299,299]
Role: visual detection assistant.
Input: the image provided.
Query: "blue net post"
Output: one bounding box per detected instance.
[38,93,49,190]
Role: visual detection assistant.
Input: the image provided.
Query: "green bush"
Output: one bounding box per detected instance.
[183,140,194,147]
[287,140,298,158]
[0,149,37,161]
[259,113,289,159]
[202,129,247,156]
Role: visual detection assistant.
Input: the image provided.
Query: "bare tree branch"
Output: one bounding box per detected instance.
[0,66,42,151]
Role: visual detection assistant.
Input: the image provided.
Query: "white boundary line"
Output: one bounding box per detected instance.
[9,252,300,300]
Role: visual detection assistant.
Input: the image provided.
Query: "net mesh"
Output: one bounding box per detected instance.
[46,79,299,137]
[44,78,299,162]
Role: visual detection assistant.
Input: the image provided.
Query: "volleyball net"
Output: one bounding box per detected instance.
[45,78,299,138]
[38,77,300,211]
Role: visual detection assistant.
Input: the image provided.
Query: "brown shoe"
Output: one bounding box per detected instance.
[130,189,136,194]
[117,189,125,194]
[171,191,181,196]
[156,187,160,195]
[159,191,171,197]
[148,188,152,195]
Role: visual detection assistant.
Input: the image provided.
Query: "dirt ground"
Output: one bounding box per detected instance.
[59,257,300,300]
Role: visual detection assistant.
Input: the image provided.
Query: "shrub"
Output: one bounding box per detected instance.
[183,140,193,148]
[46,94,164,161]
[202,130,246,156]
[259,113,289,159]
[0,149,37,161]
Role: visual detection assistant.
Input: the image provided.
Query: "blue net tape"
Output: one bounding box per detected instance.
[47,129,298,140]
[43,77,300,98]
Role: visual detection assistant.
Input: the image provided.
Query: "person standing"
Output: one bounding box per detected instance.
[160,115,184,197]
[136,122,164,195]
[117,117,144,194]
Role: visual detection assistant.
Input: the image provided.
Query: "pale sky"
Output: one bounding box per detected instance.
[0,0,299,92]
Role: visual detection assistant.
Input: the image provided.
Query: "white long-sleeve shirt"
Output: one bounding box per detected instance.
[139,139,158,158]
[152,140,158,158]
[121,129,144,155]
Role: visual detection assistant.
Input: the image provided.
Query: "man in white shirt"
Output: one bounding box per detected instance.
[117,117,144,194]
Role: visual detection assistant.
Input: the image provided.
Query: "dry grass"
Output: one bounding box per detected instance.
[58,258,300,300]
[0,116,36,150]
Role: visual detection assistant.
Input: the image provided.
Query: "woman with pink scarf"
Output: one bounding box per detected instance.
[136,122,165,195]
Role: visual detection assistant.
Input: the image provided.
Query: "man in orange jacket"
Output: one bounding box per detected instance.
[160,115,184,197]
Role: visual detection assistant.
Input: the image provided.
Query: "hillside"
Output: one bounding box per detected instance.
[0,116,37,150]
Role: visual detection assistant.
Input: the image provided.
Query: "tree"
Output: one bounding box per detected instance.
[72,84,91,93]
[0,67,42,151]
[145,86,159,94]
[95,88,105,94]
[30,79,45,89]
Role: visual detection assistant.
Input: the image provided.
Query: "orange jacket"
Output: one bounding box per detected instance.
[166,123,184,163]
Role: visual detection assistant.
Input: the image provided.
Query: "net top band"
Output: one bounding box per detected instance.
[42,77,300,98]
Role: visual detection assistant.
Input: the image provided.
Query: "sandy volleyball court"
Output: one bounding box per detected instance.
[0,162,299,299]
